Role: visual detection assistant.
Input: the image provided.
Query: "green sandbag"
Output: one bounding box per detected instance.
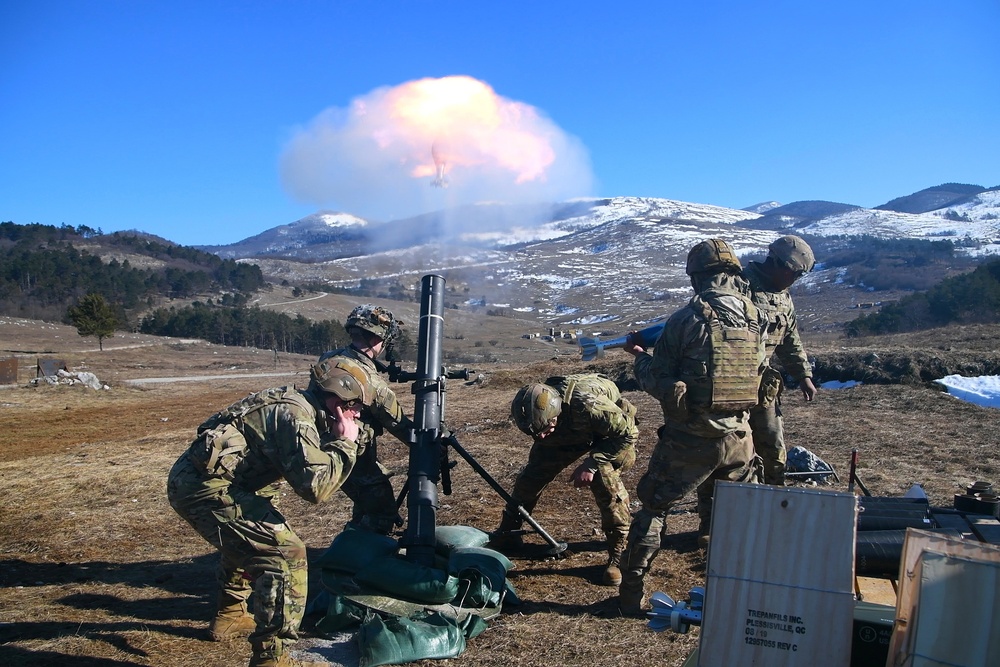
[434,525,490,555]
[358,612,466,667]
[354,556,460,604]
[319,569,363,596]
[448,546,512,608]
[459,613,489,639]
[314,525,399,574]
[314,593,371,635]
[450,546,513,571]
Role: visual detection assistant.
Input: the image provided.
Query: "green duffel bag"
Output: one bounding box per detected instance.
[354,556,460,604]
[314,525,399,574]
[358,612,467,667]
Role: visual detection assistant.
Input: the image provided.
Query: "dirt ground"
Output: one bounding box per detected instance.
[1,317,998,666]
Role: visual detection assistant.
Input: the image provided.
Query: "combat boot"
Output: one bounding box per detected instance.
[697,517,711,550]
[209,596,256,641]
[601,533,627,587]
[602,553,623,587]
[618,577,647,618]
[248,646,304,667]
[488,509,524,553]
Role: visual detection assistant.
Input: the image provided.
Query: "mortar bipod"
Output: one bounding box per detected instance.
[444,434,569,557]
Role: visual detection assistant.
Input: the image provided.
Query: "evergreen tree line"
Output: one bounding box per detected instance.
[137,302,415,358]
[139,302,348,355]
[846,258,1000,336]
[0,221,266,322]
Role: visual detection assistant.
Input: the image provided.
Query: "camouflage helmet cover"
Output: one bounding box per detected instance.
[346,304,402,342]
[310,357,370,405]
[511,383,562,436]
[768,235,816,273]
[686,238,743,276]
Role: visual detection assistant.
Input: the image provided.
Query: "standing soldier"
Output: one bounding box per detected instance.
[493,373,639,586]
[319,304,414,535]
[167,359,368,667]
[742,235,817,485]
[618,239,765,616]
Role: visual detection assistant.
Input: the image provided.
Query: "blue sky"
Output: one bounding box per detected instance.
[2,1,998,247]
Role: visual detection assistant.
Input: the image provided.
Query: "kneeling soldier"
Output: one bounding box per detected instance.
[167,359,368,667]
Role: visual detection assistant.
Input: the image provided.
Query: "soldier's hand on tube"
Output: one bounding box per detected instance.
[800,377,817,402]
[569,463,595,488]
[622,331,645,357]
[329,404,360,442]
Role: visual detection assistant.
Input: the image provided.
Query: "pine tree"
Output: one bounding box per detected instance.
[67,293,118,350]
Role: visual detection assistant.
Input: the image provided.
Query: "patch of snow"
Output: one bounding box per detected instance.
[821,380,860,390]
[934,375,1000,409]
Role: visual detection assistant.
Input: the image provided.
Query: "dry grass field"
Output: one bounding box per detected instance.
[1,314,998,667]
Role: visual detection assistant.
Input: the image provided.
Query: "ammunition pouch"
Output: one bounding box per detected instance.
[188,423,248,481]
[758,366,784,408]
[353,422,378,458]
[616,396,637,422]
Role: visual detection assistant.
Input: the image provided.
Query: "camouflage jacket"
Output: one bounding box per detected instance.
[533,374,639,468]
[318,345,414,447]
[183,386,358,504]
[634,273,766,438]
[742,262,812,381]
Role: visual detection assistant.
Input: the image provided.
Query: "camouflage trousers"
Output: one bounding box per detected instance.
[167,454,308,657]
[619,426,754,599]
[509,442,636,541]
[749,400,786,486]
[340,443,400,534]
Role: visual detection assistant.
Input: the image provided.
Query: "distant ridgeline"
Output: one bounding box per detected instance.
[0,221,395,356]
[847,257,1000,336]
[0,221,266,321]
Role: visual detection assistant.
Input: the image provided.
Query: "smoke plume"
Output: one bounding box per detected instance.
[279,76,594,224]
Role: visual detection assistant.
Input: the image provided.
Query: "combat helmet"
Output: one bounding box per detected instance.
[686,239,743,276]
[309,356,370,405]
[511,383,562,436]
[768,235,815,274]
[346,304,402,343]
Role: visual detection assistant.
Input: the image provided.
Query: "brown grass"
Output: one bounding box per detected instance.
[1,317,998,666]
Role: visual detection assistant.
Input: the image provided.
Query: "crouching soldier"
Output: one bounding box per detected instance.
[167,359,369,667]
[494,374,638,586]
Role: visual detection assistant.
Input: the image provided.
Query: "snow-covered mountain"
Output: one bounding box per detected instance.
[743,201,783,215]
[205,184,1000,329]
[748,189,1000,247]
[241,197,792,329]
[200,211,369,259]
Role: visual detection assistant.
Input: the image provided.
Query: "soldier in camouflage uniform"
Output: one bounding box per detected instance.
[318,304,414,535]
[617,239,765,616]
[494,374,639,586]
[742,235,817,485]
[167,359,369,667]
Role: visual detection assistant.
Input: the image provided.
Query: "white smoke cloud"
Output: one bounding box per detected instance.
[279,76,594,224]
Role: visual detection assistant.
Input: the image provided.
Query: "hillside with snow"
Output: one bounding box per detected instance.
[206,184,1000,330]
